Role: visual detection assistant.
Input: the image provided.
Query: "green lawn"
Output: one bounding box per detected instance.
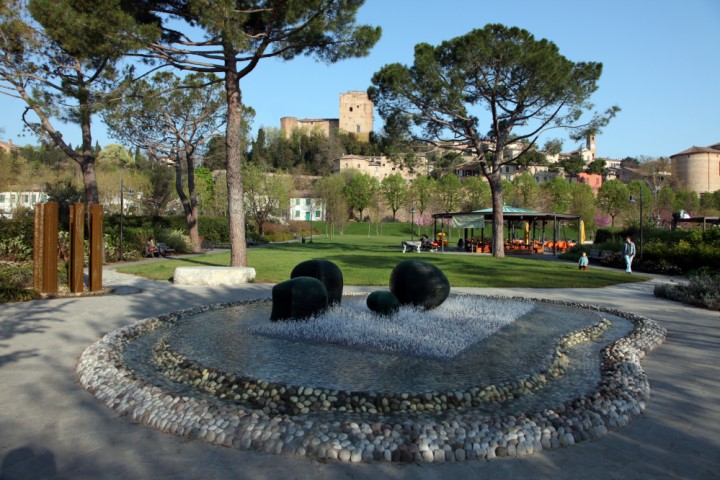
[116,233,647,288]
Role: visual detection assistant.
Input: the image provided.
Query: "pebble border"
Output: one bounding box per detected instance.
[76,295,666,463]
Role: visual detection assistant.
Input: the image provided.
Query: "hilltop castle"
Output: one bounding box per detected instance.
[280,91,373,142]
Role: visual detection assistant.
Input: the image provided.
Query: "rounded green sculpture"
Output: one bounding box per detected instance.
[270,277,329,321]
[290,259,344,305]
[366,290,400,316]
[389,259,450,310]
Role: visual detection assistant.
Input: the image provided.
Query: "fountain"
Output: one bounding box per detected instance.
[77,260,666,463]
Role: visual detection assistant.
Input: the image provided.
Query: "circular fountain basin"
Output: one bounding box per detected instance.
[78,294,666,463]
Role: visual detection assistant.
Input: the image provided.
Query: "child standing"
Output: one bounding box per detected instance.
[578,251,589,270]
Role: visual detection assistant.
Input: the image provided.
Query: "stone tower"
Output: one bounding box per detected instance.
[670,143,720,194]
[339,91,373,142]
[586,134,597,161]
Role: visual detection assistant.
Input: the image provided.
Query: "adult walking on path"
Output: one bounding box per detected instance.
[623,236,637,273]
[0,267,718,479]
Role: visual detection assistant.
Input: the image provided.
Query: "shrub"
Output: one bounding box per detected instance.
[654,268,720,311]
[198,216,231,243]
[0,262,38,303]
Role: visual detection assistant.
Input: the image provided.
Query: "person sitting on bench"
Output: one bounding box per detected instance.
[145,237,159,257]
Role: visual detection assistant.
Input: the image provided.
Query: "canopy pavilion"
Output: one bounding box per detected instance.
[431,206,582,255]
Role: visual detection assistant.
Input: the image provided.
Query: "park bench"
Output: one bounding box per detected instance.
[144,242,174,258]
[401,240,422,253]
[587,249,613,262]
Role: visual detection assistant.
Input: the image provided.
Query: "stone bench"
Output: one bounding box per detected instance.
[173,266,256,285]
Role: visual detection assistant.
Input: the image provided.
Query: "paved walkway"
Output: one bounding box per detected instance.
[0,264,718,479]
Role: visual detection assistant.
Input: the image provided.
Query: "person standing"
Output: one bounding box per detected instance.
[622,236,636,273]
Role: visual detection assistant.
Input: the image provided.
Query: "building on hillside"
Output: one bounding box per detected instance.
[670,143,720,194]
[603,158,622,180]
[0,190,48,218]
[0,140,21,154]
[289,191,325,221]
[573,172,603,194]
[281,91,374,141]
[333,154,429,181]
[616,166,646,184]
[560,134,596,163]
[455,159,560,184]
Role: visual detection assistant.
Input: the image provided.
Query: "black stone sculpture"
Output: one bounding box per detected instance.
[366,291,400,316]
[270,277,329,321]
[389,259,450,310]
[290,259,344,305]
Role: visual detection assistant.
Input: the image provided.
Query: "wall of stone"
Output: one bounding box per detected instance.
[339,91,373,141]
[672,151,720,194]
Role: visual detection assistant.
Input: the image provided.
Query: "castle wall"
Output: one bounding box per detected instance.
[280,117,338,138]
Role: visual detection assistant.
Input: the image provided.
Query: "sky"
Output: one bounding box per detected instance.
[1,0,719,160]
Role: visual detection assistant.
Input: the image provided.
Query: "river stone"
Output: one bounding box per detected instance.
[366,291,400,316]
[389,259,450,310]
[290,259,344,305]
[270,277,329,321]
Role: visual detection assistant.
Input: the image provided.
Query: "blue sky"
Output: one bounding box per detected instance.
[1,0,718,160]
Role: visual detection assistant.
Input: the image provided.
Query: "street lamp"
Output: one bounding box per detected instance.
[629,193,643,260]
[411,207,415,241]
[119,180,135,262]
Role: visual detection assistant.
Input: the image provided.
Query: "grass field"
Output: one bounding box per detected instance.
[116,229,646,288]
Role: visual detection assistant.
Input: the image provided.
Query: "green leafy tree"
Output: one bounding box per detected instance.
[344,172,378,221]
[126,0,381,267]
[435,174,463,213]
[461,176,491,211]
[568,182,597,231]
[586,158,607,175]
[559,156,586,176]
[242,163,292,238]
[627,180,652,224]
[674,189,700,216]
[103,72,227,251]
[656,186,676,220]
[0,0,154,206]
[597,179,630,226]
[509,173,539,209]
[202,135,227,171]
[97,144,134,171]
[316,174,348,238]
[540,176,571,213]
[44,179,84,228]
[380,173,408,221]
[409,176,436,216]
[370,24,617,257]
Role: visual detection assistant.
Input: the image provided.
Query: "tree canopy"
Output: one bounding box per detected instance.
[370,23,617,256]
[118,0,381,266]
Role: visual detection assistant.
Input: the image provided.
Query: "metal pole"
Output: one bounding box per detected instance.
[411,208,415,241]
[639,192,643,261]
[119,179,124,261]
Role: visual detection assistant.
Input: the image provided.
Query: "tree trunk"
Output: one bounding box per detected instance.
[224,57,247,267]
[488,172,505,258]
[78,82,100,206]
[183,147,201,252]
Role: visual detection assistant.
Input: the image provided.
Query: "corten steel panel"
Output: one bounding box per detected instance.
[42,202,58,293]
[33,203,44,291]
[69,203,85,293]
[89,204,103,292]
